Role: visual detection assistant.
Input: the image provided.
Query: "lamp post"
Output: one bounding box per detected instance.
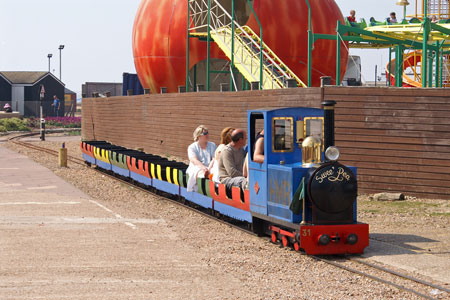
[39,84,45,141]
[58,45,64,80]
[47,54,52,73]
[396,0,410,20]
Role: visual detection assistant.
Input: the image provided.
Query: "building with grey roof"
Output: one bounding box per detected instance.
[0,71,65,117]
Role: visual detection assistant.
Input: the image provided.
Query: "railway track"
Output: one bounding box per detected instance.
[8,133,254,237]
[314,256,449,300]
[7,133,449,300]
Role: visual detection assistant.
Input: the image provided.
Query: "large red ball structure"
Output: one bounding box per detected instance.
[133,0,348,93]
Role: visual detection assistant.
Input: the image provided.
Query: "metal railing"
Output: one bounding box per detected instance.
[188,0,305,89]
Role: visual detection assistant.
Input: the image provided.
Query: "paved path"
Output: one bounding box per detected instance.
[0,145,242,299]
[364,239,450,285]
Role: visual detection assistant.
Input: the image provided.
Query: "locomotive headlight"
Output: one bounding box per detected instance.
[325,146,340,161]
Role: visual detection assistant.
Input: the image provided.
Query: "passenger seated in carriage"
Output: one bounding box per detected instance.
[347,10,356,25]
[186,125,216,192]
[211,127,234,183]
[218,129,248,190]
[388,12,398,24]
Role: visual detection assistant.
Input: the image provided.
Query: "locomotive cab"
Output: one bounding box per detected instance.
[248,107,333,224]
[248,108,357,225]
[248,106,368,255]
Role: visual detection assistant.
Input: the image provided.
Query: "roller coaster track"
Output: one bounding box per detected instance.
[386,50,450,87]
[7,133,450,300]
[363,23,450,88]
[188,0,306,89]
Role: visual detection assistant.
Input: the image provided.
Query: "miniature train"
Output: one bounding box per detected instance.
[81,101,369,255]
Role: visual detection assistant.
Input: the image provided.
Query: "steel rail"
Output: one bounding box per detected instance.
[8,133,254,236]
[8,133,448,300]
[313,255,438,300]
[349,256,450,294]
[9,138,85,165]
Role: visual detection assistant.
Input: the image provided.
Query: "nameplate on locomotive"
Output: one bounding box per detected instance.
[315,166,351,184]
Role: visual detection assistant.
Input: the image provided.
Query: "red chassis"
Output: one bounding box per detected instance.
[299,223,369,255]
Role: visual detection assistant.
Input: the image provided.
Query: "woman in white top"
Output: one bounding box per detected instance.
[186,125,216,191]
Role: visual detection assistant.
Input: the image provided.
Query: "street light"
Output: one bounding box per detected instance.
[58,45,65,81]
[47,54,52,73]
[396,0,410,20]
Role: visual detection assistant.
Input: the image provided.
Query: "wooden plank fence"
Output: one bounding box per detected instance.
[82,86,450,199]
[325,87,450,199]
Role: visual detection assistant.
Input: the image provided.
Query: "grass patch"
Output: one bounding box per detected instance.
[362,209,381,214]
[383,201,423,209]
[358,199,444,216]
[66,130,81,136]
[430,212,450,217]
[382,201,441,210]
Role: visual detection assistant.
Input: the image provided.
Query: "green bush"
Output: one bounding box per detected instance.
[0,118,30,132]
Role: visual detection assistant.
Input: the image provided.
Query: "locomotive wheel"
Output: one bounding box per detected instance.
[294,242,300,252]
[271,232,277,243]
[281,236,289,247]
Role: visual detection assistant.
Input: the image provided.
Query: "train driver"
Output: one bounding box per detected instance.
[243,129,264,178]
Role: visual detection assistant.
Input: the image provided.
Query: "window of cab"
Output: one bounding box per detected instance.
[304,117,324,147]
[272,117,293,152]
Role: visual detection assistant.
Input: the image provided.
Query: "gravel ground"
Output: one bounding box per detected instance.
[3,134,449,300]
[357,195,449,257]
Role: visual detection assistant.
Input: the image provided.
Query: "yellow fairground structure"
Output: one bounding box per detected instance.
[339,0,450,87]
[413,0,449,20]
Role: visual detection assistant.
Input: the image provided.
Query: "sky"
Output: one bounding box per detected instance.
[0,0,419,96]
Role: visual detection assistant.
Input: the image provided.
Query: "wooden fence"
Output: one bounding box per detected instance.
[325,87,450,199]
[82,87,450,199]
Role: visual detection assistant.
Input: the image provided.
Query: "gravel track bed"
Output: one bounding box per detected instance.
[4,136,447,299]
[331,257,447,299]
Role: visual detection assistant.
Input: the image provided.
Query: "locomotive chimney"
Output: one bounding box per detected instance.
[322,101,336,151]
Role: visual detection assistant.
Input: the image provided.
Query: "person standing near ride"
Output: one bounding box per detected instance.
[51,95,61,117]
[186,125,216,192]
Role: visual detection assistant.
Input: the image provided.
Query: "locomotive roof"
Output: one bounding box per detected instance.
[248,107,322,113]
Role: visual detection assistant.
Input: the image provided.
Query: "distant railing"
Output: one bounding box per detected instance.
[188,0,304,89]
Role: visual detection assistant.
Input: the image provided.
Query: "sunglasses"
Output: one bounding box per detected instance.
[200,131,209,136]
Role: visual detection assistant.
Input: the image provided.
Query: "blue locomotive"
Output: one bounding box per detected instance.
[81,101,369,255]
